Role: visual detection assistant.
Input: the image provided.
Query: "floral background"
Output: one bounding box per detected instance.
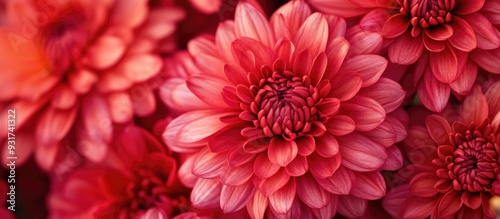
[0,0,500,218]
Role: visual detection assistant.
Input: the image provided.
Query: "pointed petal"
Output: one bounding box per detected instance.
[450,61,478,96]
[192,148,226,178]
[381,14,410,38]
[461,85,488,125]
[337,195,367,218]
[338,133,388,172]
[430,45,459,83]
[388,32,424,65]
[293,13,328,58]
[464,13,500,50]
[437,190,463,217]
[471,49,500,73]
[235,2,275,48]
[409,172,439,197]
[246,190,268,219]
[221,162,254,186]
[425,114,451,145]
[187,75,228,108]
[340,54,388,87]
[36,106,77,147]
[308,152,341,178]
[285,155,308,177]
[269,179,296,214]
[449,17,477,52]
[315,133,339,157]
[325,37,350,78]
[221,181,256,213]
[417,69,451,112]
[296,173,330,208]
[358,78,405,113]
[382,145,403,170]
[341,96,386,132]
[254,168,290,197]
[268,138,298,167]
[350,172,386,200]
[329,72,362,101]
[254,152,280,179]
[316,166,355,195]
[192,178,222,209]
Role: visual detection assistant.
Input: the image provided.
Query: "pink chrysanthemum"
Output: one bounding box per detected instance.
[307,0,500,112]
[0,0,184,169]
[48,125,190,219]
[162,1,407,218]
[383,82,500,218]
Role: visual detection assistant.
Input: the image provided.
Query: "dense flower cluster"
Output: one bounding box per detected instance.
[0,0,499,218]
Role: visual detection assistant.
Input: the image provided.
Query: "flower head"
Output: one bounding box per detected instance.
[383,81,500,218]
[307,0,500,112]
[0,0,185,169]
[49,125,191,219]
[162,1,407,217]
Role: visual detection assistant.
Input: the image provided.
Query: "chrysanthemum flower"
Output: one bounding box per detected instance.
[383,82,500,218]
[307,0,500,112]
[0,0,184,169]
[48,125,192,219]
[162,1,407,217]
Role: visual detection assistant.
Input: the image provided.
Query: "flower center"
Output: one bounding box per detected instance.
[401,0,455,28]
[239,60,325,140]
[436,123,500,193]
[127,168,168,211]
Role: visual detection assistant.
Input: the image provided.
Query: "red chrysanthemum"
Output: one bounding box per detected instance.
[48,125,191,219]
[162,1,407,218]
[383,82,500,218]
[307,0,500,112]
[0,0,185,169]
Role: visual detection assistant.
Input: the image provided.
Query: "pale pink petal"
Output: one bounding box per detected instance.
[341,96,386,132]
[192,178,222,209]
[337,195,367,218]
[160,79,209,112]
[189,0,222,14]
[388,32,424,65]
[293,13,328,58]
[246,190,268,219]
[324,37,350,79]
[381,14,410,38]
[121,54,162,83]
[235,2,275,48]
[350,172,386,200]
[338,132,388,172]
[187,75,228,108]
[220,162,253,186]
[178,157,198,188]
[274,37,295,68]
[358,77,405,113]
[187,35,225,75]
[221,181,256,213]
[268,137,298,167]
[308,0,370,18]
[271,15,293,42]
[215,21,237,63]
[51,85,77,110]
[270,0,312,37]
[339,54,388,87]
[254,168,290,197]
[192,147,226,178]
[85,35,125,70]
[417,69,451,112]
[296,173,330,208]
[269,179,296,214]
[35,106,77,147]
[107,92,133,123]
[460,85,489,125]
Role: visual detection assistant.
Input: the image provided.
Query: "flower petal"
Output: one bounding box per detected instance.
[417,68,451,112]
[464,13,500,50]
[448,17,477,52]
[316,165,354,195]
[269,179,296,214]
[268,137,298,167]
[337,195,367,218]
[437,190,463,217]
[308,152,341,178]
[235,2,275,48]
[192,178,222,209]
[350,172,386,200]
[315,133,339,157]
[221,181,256,213]
[254,152,280,179]
[296,173,330,208]
[192,148,226,178]
[388,32,424,65]
[460,85,488,125]
[338,132,388,172]
[293,13,328,58]
[409,172,439,197]
[381,14,410,38]
[340,54,388,87]
[425,24,453,41]
[341,96,386,132]
[454,0,485,15]
[425,114,451,145]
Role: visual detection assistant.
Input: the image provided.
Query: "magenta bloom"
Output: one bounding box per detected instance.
[48,125,190,219]
[383,82,500,218]
[0,0,184,169]
[163,1,407,217]
[308,0,500,112]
